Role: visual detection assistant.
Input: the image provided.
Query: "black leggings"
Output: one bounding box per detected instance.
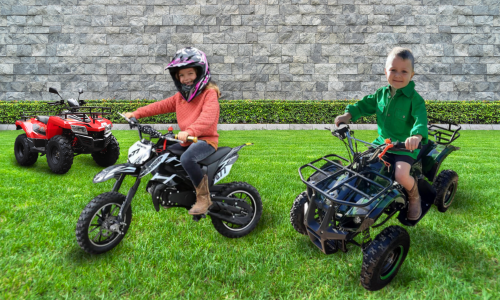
[168,141,216,187]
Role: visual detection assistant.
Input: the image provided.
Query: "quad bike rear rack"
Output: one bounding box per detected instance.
[21,106,112,124]
[299,154,394,254]
[427,118,461,145]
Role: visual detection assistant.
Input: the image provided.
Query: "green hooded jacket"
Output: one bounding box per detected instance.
[345,81,428,160]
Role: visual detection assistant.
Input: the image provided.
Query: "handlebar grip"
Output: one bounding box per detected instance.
[392,141,422,150]
[175,134,198,143]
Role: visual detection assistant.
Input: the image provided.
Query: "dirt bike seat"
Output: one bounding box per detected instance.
[198,147,231,166]
[36,116,50,124]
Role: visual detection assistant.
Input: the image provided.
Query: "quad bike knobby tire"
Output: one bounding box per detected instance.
[46,135,74,174]
[76,192,132,254]
[14,134,38,166]
[433,169,458,213]
[91,135,120,167]
[290,191,308,235]
[360,225,410,291]
[211,182,262,238]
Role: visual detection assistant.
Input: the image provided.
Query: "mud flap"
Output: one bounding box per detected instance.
[398,179,436,226]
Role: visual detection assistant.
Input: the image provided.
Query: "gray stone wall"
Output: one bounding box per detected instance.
[1,0,499,101]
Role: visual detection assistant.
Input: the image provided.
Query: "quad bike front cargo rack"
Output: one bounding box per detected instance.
[299,154,394,208]
[298,154,394,254]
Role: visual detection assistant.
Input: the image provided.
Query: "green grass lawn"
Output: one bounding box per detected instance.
[1,129,499,299]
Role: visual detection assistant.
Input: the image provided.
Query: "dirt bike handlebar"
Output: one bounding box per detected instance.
[174,135,198,143]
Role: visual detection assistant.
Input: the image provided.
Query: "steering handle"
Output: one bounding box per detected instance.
[392,141,422,152]
[174,135,198,143]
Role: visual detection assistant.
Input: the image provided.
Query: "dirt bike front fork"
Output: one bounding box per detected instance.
[116,176,141,225]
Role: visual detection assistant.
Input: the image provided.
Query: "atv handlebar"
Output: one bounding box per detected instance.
[391,141,422,152]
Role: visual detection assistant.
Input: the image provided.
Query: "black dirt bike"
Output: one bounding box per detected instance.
[76,113,263,254]
[290,120,460,291]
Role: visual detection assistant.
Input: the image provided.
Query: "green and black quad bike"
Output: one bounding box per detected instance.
[290,120,460,291]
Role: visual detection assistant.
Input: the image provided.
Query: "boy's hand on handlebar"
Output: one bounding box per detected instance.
[123,112,135,119]
[405,135,422,151]
[334,113,351,127]
[177,131,189,143]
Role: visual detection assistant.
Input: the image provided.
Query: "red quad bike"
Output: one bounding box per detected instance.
[14,87,120,174]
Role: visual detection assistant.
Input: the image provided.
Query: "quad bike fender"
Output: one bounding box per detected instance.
[422,143,460,182]
[15,120,39,139]
[93,163,139,183]
[15,120,47,140]
[46,118,64,139]
[15,120,33,133]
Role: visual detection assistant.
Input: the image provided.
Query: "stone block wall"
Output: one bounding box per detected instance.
[0,0,499,101]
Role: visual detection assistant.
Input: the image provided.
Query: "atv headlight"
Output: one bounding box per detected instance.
[71,125,88,135]
[104,124,112,135]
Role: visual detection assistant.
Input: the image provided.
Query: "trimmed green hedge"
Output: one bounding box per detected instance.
[1,99,499,124]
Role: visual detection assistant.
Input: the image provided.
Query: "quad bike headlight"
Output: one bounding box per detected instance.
[71,125,88,135]
[104,124,112,135]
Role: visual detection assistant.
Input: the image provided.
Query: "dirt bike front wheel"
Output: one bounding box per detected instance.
[75,192,132,254]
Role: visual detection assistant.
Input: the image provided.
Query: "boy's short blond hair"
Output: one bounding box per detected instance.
[386,47,414,71]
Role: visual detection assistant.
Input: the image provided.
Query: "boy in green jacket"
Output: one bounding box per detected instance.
[335,47,428,220]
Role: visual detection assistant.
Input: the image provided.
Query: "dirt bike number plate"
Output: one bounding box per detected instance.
[128,141,152,165]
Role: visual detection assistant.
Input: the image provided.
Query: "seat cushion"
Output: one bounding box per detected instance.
[36,116,50,124]
[198,147,232,166]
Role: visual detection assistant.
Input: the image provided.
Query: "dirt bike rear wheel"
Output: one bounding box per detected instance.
[211,182,262,238]
[76,192,132,254]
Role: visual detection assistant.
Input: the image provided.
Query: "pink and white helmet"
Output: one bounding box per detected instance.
[165,47,211,102]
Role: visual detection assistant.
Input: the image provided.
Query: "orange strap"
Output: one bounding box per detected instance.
[378,139,393,167]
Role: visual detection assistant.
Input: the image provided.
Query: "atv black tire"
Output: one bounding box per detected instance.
[433,169,458,213]
[360,225,410,291]
[46,135,74,174]
[76,192,132,254]
[290,191,309,235]
[211,182,262,238]
[91,135,120,167]
[14,134,38,166]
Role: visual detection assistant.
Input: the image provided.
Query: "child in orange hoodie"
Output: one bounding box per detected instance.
[125,47,220,215]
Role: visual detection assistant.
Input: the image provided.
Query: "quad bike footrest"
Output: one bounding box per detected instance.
[306,226,348,254]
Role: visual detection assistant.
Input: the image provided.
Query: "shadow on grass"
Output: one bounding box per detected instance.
[286,215,499,291]
[8,156,55,175]
[401,224,498,287]
[66,241,128,265]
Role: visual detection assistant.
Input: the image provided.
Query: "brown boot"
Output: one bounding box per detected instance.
[406,178,422,221]
[189,175,212,215]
